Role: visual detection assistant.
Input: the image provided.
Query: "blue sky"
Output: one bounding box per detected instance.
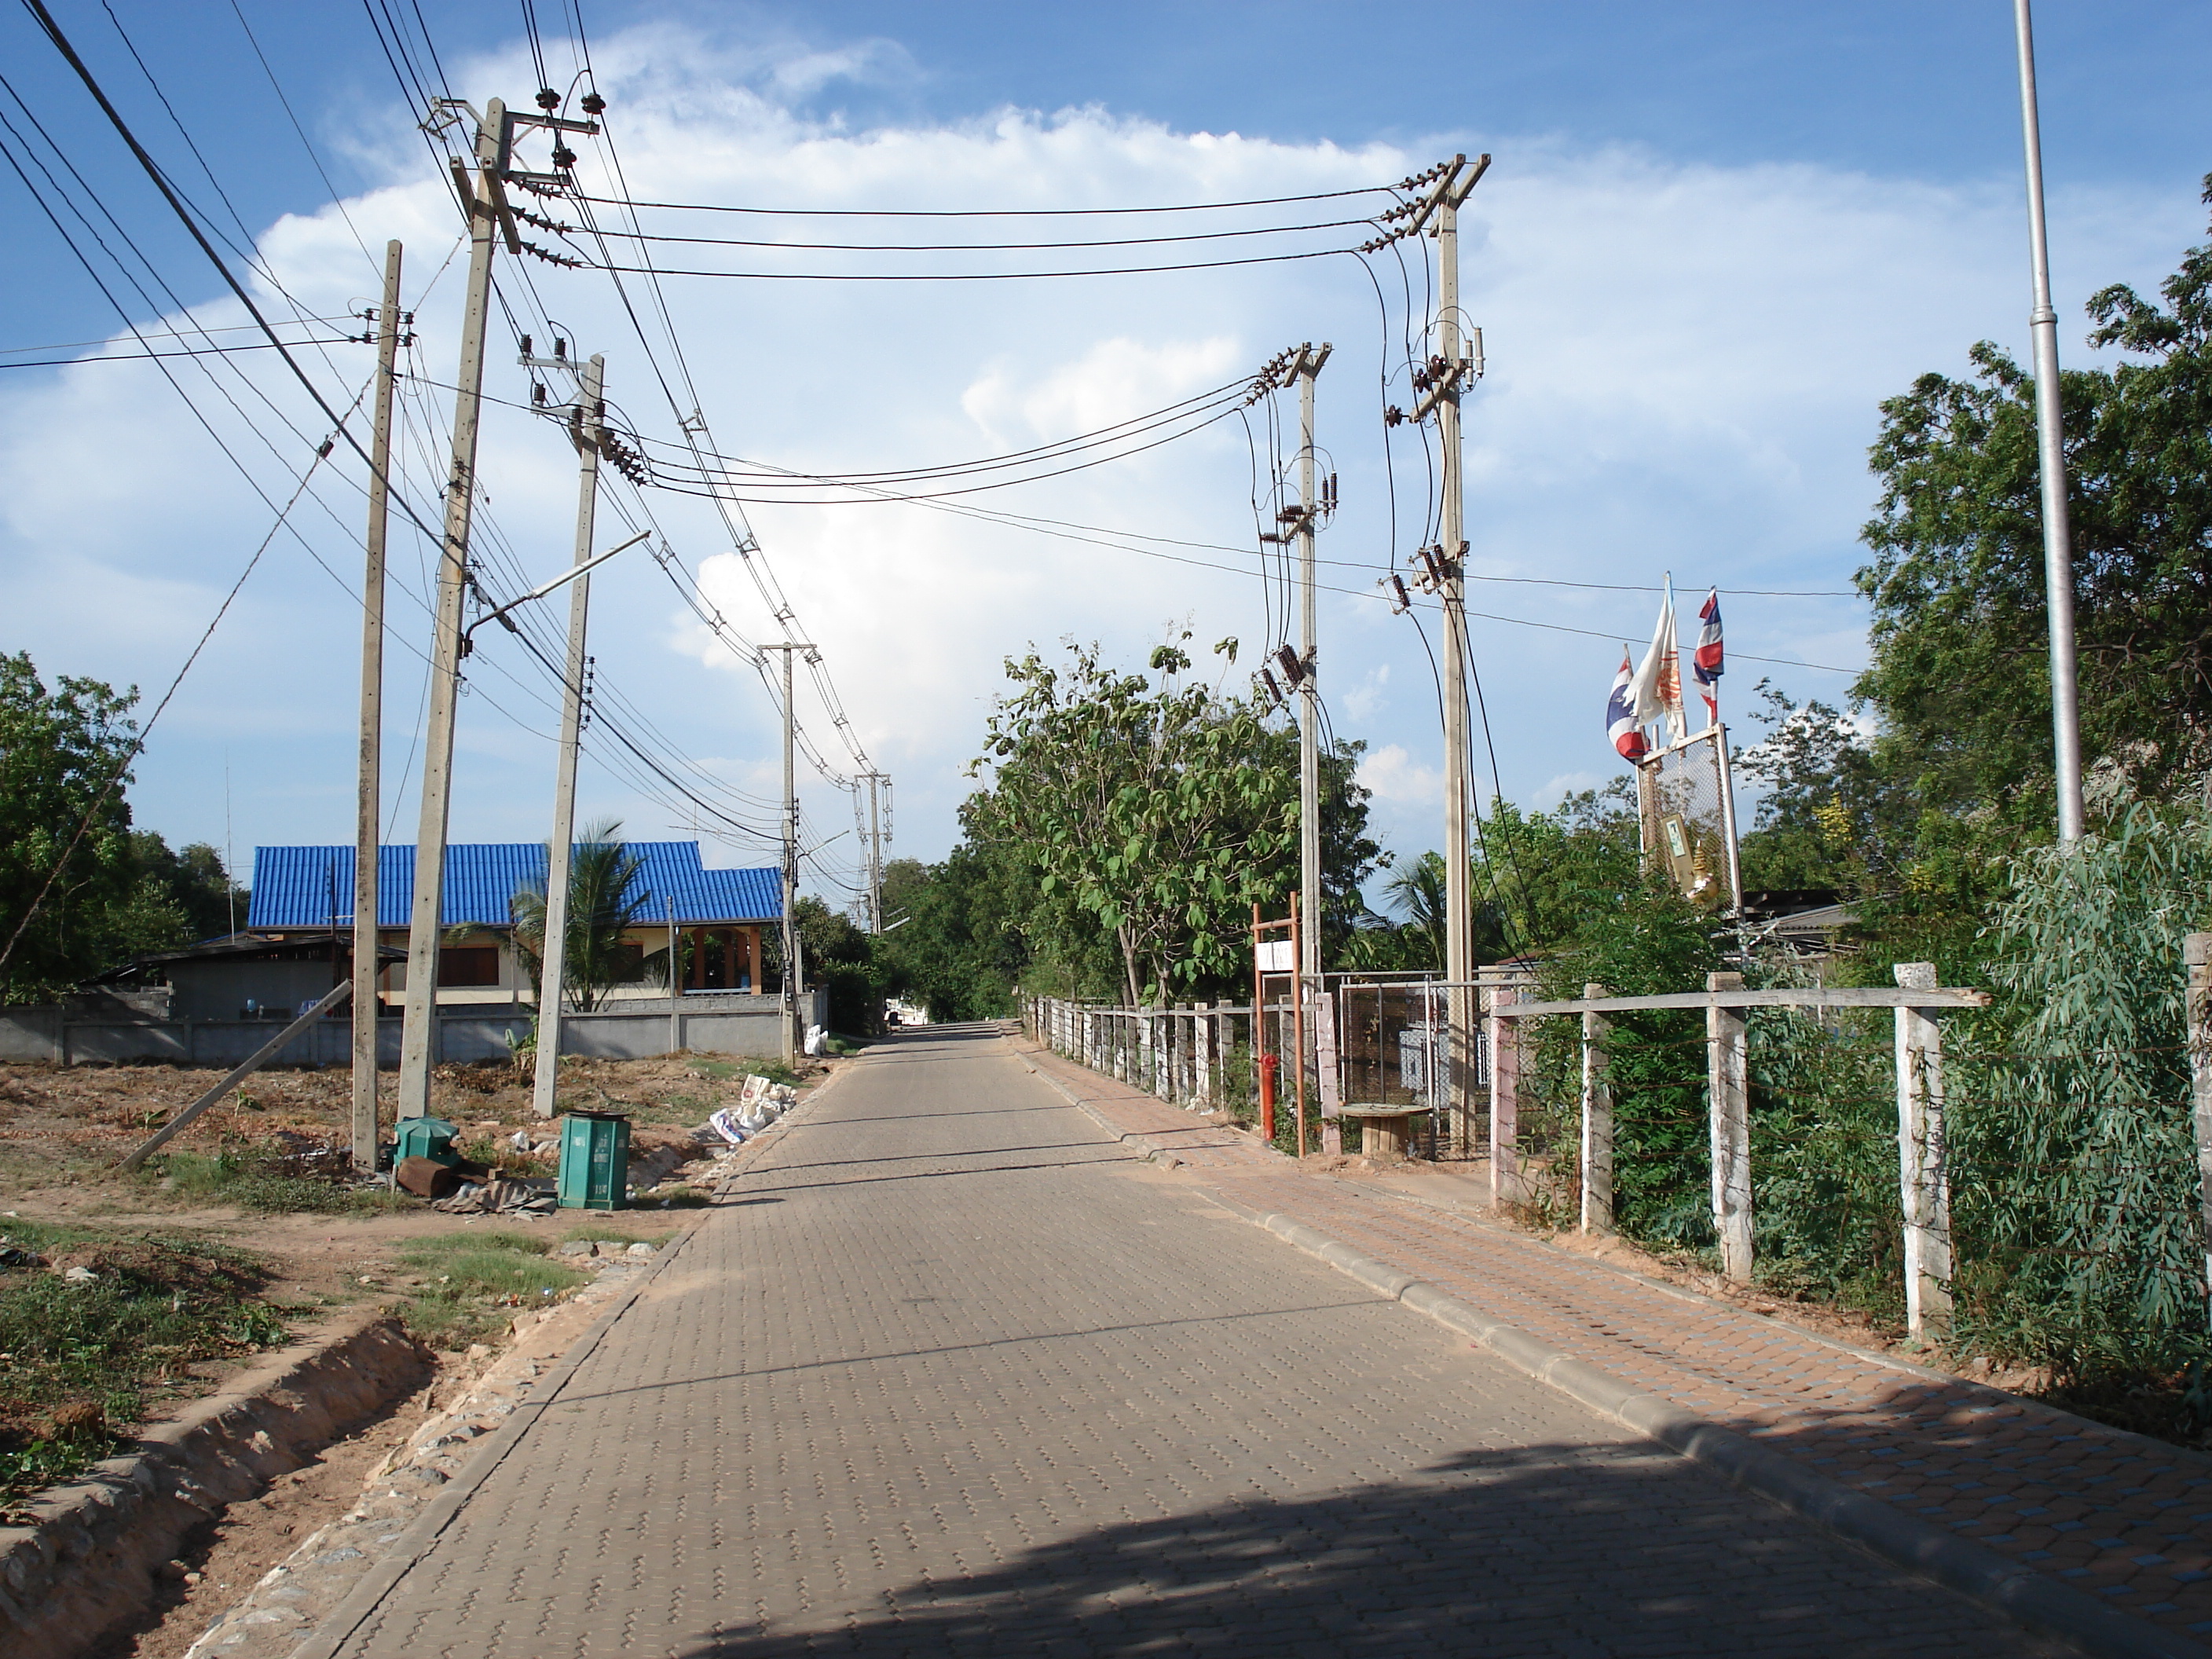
[2,2,2206,912]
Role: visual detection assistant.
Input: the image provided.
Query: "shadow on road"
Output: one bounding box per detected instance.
[671,1441,2049,1657]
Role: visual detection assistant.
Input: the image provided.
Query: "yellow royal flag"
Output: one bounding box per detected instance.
[1628,580,1686,745]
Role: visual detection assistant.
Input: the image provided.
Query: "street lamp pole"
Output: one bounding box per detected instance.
[2013,0,2086,844]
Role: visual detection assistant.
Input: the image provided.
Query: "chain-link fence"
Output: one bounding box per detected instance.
[1635,726,1741,909]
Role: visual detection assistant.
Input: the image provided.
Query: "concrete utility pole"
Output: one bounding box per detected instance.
[351,239,402,1171]
[396,104,504,1123]
[396,93,599,1122]
[529,353,605,1120]
[1291,342,1332,985]
[763,643,813,1066]
[861,771,889,933]
[1386,153,1490,1145]
[2012,0,2086,844]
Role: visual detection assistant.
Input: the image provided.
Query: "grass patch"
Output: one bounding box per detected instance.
[0,1225,285,1506]
[686,1059,739,1082]
[390,1231,588,1350]
[148,1145,408,1216]
[558,1221,663,1246]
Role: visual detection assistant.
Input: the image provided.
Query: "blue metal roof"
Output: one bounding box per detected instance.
[247,843,781,929]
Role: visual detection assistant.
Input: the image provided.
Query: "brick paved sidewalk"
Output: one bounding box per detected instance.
[306,1026,2082,1658]
[1018,1038,2212,1644]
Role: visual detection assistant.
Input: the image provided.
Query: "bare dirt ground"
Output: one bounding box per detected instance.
[0,1053,808,1304]
[2,1050,837,1657]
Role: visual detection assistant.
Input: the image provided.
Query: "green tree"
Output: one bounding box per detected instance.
[875,848,1031,1021]
[1380,850,1447,969]
[509,819,648,1013]
[0,653,142,1001]
[1474,786,1642,954]
[1856,177,2212,844]
[1732,679,1887,893]
[764,894,890,1035]
[968,635,1359,1006]
[125,833,238,942]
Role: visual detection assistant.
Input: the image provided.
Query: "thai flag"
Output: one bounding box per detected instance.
[1606,650,1647,760]
[1692,588,1723,723]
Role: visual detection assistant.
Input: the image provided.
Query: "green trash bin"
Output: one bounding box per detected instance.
[557,1110,630,1210]
[394,1115,461,1168]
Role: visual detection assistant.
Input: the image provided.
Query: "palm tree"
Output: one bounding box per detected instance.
[511,819,650,1013]
[1384,851,1448,970]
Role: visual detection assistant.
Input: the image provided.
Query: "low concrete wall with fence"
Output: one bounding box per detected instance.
[0,991,826,1069]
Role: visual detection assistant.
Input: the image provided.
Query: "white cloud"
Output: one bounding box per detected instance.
[2,17,2199,900]
[1357,744,1442,807]
[1342,663,1389,722]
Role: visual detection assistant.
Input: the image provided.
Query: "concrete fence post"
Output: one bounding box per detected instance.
[1195,1001,1212,1108]
[1581,981,1614,1236]
[1153,1009,1170,1101]
[1488,985,1521,1207]
[1707,972,1753,1283]
[1894,961,1954,1340]
[2183,934,2212,1331]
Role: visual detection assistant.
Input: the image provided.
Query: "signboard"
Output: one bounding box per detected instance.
[1255,939,1295,974]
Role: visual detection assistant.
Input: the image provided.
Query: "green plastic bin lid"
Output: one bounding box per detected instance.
[395,1115,460,1140]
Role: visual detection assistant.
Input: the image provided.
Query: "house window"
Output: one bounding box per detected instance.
[438,947,500,987]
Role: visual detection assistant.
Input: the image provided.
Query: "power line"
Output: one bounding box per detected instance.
[571,184,1395,218]
[19,0,456,558]
[0,337,356,370]
[567,244,1361,283]
[544,218,1377,255]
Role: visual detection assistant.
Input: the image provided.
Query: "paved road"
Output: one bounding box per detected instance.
[329,1026,2069,1657]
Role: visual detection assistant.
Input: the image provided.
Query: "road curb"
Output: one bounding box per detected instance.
[1013,1040,2206,1659]
[286,1074,846,1659]
[0,1310,427,1659]
[1204,1189,2209,1659]
[1016,1043,1258,1173]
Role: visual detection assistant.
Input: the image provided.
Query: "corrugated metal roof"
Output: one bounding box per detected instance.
[247,843,781,929]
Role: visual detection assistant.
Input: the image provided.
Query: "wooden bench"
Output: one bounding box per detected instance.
[1337,1103,1433,1163]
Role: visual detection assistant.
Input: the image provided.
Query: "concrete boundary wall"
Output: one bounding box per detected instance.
[0,992,825,1068]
